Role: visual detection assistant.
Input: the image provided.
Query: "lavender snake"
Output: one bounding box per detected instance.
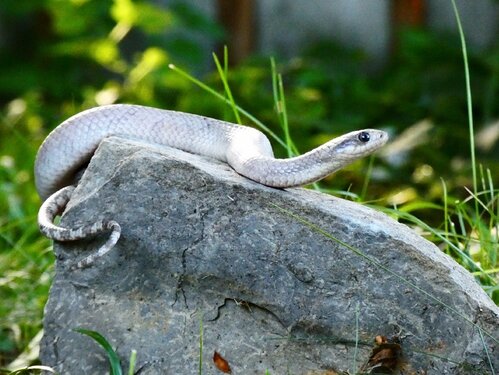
[35,104,388,268]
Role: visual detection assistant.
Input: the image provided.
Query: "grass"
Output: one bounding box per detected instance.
[1,2,498,374]
[4,52,498,375]
[0,106,53,371]
[74,329,124,375]
[451,0,478,213]
[2,65,498,375]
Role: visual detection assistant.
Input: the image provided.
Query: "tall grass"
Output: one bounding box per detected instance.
[0,105,54,371]
[451,0,478,212]
[2,2,497,374]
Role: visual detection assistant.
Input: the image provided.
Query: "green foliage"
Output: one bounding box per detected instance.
[0,0,497,370]
[74,329,123,375]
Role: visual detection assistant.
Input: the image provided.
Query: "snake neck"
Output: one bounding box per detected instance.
[228,129,388,188]
[228,143,347,188]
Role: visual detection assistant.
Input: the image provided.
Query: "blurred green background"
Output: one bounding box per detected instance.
[0,0,498,369]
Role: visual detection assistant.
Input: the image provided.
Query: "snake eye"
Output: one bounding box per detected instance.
[358,132,370,143]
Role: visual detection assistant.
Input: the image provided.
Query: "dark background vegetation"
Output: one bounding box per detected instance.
[0,0,497,368]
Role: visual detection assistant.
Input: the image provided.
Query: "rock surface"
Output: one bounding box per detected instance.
[41,137,499,374]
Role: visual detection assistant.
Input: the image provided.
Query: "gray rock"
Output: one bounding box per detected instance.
[41,137,498,374]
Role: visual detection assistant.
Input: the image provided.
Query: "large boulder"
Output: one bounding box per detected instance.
[41,137,498,374]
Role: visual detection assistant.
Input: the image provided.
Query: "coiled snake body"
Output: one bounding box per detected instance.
[35,104,388,268]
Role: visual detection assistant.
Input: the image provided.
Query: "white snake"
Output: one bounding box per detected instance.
[35,104,388,268]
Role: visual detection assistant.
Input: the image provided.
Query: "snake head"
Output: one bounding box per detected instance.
[333,129,389,159]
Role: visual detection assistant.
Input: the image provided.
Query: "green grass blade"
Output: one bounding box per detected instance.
[384,206,494,282]
[270,58,294,157]
[351,301,360,374]
[478,327,496,375]
[74,328,123,375]
[441,178,450,254]
[464,187,492,215]
[223,45,229,81]
[450,0,478,215]
[479,164,487,193]
[128,349,137,375]
[359,155,375,202]
[212,48,242,125]
[198,315,203,375]
[473,267,499,276]
[270,58,323,191]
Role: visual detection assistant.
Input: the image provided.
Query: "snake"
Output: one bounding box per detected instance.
[35,104,388,269]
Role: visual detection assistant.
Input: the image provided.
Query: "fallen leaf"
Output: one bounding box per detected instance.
[362,335,404,373]
[213,350,232,373]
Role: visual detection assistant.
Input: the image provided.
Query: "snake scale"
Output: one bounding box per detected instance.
[35,104,388,268]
